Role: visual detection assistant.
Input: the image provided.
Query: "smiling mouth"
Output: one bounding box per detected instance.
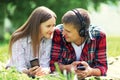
[64,36,68,39]
[49,32,53,35]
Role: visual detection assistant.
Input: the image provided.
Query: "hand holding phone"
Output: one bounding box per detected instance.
[77,64,86,70]
[30,58,39,67]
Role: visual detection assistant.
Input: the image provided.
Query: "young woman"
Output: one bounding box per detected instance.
[6,6,56,77]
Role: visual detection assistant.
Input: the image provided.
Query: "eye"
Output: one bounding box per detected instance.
[64,29,70,33]
[46,25,51,28]
[53,24,56,27]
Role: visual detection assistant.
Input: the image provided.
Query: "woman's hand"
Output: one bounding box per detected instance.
[24,66,50,77]
[28,66,39,76]
[35,67,50,76]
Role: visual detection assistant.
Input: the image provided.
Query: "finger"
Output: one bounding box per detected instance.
[78,73,87,79]
[29,66,39,76]
[35,67,42,72]
[35,71,46,76]
[29,66,39,71]
[80,61,89,66]
[72,61,81,65]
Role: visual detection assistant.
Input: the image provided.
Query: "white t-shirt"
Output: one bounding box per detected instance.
[71,42,85,61]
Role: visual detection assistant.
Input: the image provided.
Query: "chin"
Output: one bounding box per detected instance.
[65,39,70,42]
[45,35,51,39]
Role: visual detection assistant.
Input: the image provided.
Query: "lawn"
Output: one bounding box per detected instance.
[0,36,120,80]
[107,36,120,57]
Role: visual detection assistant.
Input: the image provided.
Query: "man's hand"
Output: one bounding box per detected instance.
[74,61,92,79]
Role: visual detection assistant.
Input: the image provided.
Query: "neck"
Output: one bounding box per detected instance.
[38,35,43,43]
[74,37,85,46]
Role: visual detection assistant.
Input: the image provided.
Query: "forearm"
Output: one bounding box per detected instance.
[89,68,101,76]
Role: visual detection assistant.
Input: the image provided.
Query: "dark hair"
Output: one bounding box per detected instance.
[9,6,56,57]
[62,8,90,31]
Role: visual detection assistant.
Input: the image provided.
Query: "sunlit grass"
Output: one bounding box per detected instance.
[107,36,120,57]
[0,43,9,62]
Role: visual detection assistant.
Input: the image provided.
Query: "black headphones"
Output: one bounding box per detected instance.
[72,9,87,37]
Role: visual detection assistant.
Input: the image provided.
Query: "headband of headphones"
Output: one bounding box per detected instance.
[71,9,86,28]
[72,9,87,37]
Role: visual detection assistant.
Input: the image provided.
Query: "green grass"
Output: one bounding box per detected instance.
[0,42,9,63]
[107,36,120,57]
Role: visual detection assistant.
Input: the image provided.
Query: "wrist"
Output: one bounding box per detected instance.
[89,68,93,76]
[59,63,71,72]
[88,68,101,76]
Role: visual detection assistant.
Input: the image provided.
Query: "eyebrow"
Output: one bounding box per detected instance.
[64,28,70,32]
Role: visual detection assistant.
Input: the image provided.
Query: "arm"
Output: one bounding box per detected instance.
[39,39,52,72]
[50,28,63,72]
[10,39,28,73]
[94,33,108,76]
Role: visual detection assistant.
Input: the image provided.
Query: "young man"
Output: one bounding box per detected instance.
[50,8,107,79]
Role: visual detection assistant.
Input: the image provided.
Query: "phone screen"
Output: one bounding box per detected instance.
[30,58,39,67]
[77,64,86,70]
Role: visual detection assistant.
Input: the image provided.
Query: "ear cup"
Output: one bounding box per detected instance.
[79,21,86,37]
[72,9,87,37]
[79,29,85,37]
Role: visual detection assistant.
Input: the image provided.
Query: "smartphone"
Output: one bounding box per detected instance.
[30,58,39,67]
[77,65,86,70]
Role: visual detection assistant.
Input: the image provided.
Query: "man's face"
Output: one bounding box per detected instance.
[62,23,80,43]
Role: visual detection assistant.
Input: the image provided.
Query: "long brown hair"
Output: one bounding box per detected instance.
[9,6,56,57]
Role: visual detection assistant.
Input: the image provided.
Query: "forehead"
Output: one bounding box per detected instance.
[44,17,56,24]
[63,23,76,31]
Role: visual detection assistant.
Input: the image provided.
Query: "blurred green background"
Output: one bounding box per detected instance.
[0,0,120,63]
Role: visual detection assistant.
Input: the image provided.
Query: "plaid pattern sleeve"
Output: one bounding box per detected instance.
[93,31,107,76]
[81,26,108,76]
[50,27,63,72]
[50,25,76,72]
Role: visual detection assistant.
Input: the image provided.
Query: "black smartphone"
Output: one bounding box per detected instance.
[30,58,39,67]
[77,65,86,70]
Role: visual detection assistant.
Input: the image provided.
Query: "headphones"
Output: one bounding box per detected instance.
[72,9,87,37]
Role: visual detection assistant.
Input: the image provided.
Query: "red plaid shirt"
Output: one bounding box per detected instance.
[50,24,108,76]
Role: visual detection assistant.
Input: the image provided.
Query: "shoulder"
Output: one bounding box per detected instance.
[12,37,28,48]
[54,24,63,32]
[52,24,64,43]
[53,24,63,37]
[44,38,52,45]
[89,25,106,39]
[53,24,64,36]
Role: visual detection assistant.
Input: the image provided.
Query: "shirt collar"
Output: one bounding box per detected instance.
[86,25,102,44]
[88,25,102,40]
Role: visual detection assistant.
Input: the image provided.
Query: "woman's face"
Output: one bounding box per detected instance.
[39,17,56,39]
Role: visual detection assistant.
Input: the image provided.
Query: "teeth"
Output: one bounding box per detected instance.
[50,33,53,39]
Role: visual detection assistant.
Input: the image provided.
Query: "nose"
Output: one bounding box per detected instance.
[62,29,66,36]
[50,26,55,32]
